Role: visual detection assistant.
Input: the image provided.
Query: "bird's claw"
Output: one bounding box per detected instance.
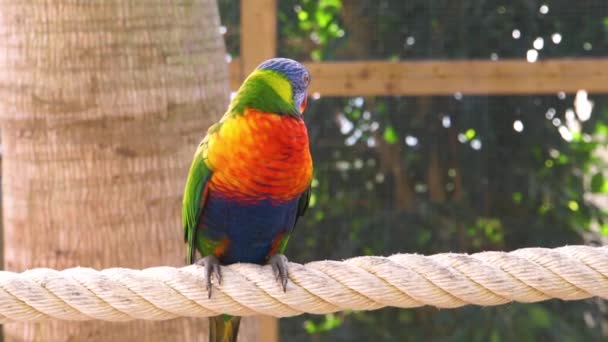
[196,255,222,298]
[269,254,289,292]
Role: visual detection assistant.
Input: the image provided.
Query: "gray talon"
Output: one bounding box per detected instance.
[196,255,222,298]
[269,254,289,292]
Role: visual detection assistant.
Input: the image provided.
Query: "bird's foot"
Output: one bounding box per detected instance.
[195,255,222,298]
[269,254,289,292]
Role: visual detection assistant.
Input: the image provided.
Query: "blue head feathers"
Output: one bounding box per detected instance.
[257,58,311,114]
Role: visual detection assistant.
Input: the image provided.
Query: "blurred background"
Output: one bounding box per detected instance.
[221,0,608,341]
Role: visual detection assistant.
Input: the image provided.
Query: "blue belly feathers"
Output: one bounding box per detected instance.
[199,193,299,264]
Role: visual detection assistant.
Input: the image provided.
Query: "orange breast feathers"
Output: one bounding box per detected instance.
[206,108,313,202]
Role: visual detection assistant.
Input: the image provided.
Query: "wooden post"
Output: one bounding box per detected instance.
[239,0,280,341]
[240,0,277,77]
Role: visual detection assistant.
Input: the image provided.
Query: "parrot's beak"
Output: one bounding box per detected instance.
[299,95,308,114]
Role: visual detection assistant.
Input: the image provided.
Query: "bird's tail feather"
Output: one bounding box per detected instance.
[209,315,241,342]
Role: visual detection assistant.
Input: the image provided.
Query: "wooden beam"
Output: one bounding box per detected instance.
[228,58,608,95]
[307,59,608,95]
[240,0,277,78]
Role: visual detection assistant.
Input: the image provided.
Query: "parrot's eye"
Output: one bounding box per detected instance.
[302,72,310,86]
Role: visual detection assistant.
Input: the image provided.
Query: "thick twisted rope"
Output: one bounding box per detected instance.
[0,245,606,323]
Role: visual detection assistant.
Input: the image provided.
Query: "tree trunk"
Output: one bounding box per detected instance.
[0,1,263,341]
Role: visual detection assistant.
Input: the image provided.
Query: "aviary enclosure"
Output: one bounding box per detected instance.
[0,0,607,341]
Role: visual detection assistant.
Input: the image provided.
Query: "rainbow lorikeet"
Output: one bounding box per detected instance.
[182,58,313,342]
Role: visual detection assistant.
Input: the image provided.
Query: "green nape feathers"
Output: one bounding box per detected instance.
[228,69,300,116]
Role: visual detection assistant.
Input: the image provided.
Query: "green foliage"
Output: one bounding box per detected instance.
[595,173,608,193]
[304,313,345,334]
[278,0,344,60]
[465,128,476,140]
[219,1,608,341]
[382,125,398,144]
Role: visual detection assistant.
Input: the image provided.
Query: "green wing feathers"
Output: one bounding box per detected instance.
[183,144,212,264]
[297,185,312,219]
[277,185,312,254]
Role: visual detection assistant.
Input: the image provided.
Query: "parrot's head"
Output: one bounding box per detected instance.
[231,58,311,116]
[256,58,311,114]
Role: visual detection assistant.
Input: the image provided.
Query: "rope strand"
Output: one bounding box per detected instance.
[0,245,606,323]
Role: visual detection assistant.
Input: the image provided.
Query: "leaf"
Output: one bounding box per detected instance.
[376,101,387,114]
[297,10,309,21]
[529,306,551,328]
[595,121,608,135]
[417,230,432,244]
[328,22,341,35]
[320,314,342,331]
[568,200,579,211]
[591,173,604,193]
[512,192,523,203]
[304,320,317,334]
[601,224,608,236]
[309,193,317,207]
[465,128,476,140]
[319,0,342,9]
[383,125,398,144]
[315,10,332,28]
[299,21,313,30]
[314,211,325,221]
